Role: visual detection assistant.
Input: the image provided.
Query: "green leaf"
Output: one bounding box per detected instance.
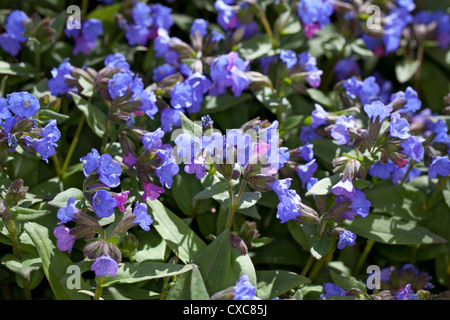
[305,174,341,196]
[166,265,210,300]
[172,170,212,216]
[306,88,332,107]
[70,93,108,138]
[237,34,273,60]
[236,192,261,209]
[87,3,121,22]
[1,253,42,279]
[308,235,332,259]
[0,61,41,78]
[200,93,252,115]
[330,270,366,292]
[147,199,206,264]
[179,112,202,137]
[48,188,84,208]
[133,229,169,263]
[101,262,194,287]
[395,60,420,83]
[256,270,310,300]
[10,207,50,221]
[194,181,228,200]
[36,109,69,124]
[24,222,90,300]
[194,229,256,296]
[345,213,447,245]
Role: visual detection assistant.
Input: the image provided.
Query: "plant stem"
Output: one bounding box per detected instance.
[427,175,449,210]
[52,154,61,176]
[101,118,111,154]
[301,254,315,277]
[225,181,247,230]
[8,220,32,300]
[81,0,89,16]
[254,2,274,46]
[354,239,375,276]
[60,114,86,177]
[400,160,416,185]
[413,43,425,92]
[93,277,104,300]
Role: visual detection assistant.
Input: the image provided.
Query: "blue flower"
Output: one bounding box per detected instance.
[297,0,334,37]
[201,115,214,129]
[300,125,322,142]
[151,3,174,31]
[29,119,61,162]
[170,82,193,110]
[296,159,318,188]
[57,197,78,224]
[215,0,239,31]
[297,143,315,162]
[431,119,450,144]
[334,58,360,81]
[233,275,257,300]
[322,283,346,298]
[82,19,103,42]
[280,49,297,69]
[132,202,153,231]
[152,64,177,82]
[400,136,425,162]
[391,162,422,185]
[210,52,250,97]
[0,10,28,56]
[270,178,302,223]
[107,72,134,99]
[190,18,209,37]
[428,156,450,179]
[48,58,76,96]
[185,73,212,113]
[389,112,411,139]
[394,284,418,300]
[97,154,122,188]
[80,148,100,176]
[92,189,118,218]
[161,108,181,132]
[391,87,421,114]
[332,179,356,199]
[142,128,165,151]
[369,161,396,180]
[297,52,323,88]
[331,115,356,145]
[311,104,328,128]
[104,53,131,73]
[7,92,40,118]
[91,254,119,277]
[132,1,152,27]
[53,225,76,253]
[337,230,357,249]
[155,149,179,188]
[364,101,393,123]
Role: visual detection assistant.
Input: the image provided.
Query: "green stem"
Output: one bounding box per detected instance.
[225,181,247,230]
[52,154,61,176]
[60,114,86,177]
[81,0,89,16]
[93,277,104,300]
[8,220,32,300]
[101,118,111,154]
[301,254,315,277]
[400,160,416,185]
[354,239,375,276]
[254,2,274,46]
[427,175,449,210]
[34,43,41,81]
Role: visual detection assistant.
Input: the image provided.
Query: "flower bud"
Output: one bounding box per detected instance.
[248,174,277,192]
[295,202,320,225]
[5,179,29,207]
[70,225,97,240]
[230,232,248,256]
[210,286,236,300]
[342,159,363,181]
[0,201,11,220]
[118,233,139,259]
[83,240,103,259]
[238,221,261,249]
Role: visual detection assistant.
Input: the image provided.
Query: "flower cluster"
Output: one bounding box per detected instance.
[0,10,29,56]
[65,18,103,55]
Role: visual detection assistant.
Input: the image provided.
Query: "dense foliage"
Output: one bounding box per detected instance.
[0,0,449,301]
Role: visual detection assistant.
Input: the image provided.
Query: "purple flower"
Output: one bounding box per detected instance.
[270,178,302,223]
[185,73,212,113]
[185,155,207,179]
[389,112,411,139]
[431,119,450,144]
[233,275,257,300]
[30,119,61,162]
[201,115,214,129]
[297,52,323,88]
[57,197,78,224]
[92,189,118,218]
[97,154,122,188]
[311,104,328,128]
[48,58,76,96]
[82,19,103,42]
[391,162,422,185]
[104,53,131,73]
[210,52,250,97]
[332,179,356,199]
[331,115,356,145]
[394,284,419,300]
[369,161,396,180]
[80,148,100,176]
[364,101,393,123]
[142,182,165,201]
[53,225,76,253]
[153,64,177,82]
[170,82,193,110]
[155,149,179,188]
[334,58,360,81]
[428,156,450,179]
[151,3,174,31]
[132,1,152,27]
[0,33,22,56]
[160,108,181,132]
[297,0,334,37]
[343,76,362,100]
[297,143,315,162]
[7,92,40,118]
[190,18,209,37]
[107,72,134,99]
[400,136,425,162]
[300,125,322,142]
[0,10,28,56]
[113,191,129,213]
[67,18,103,55]
[142,128,165,151]
[280,49,297,69]
[125,24,150,46]
[215,0,239,31]
[391,87,421,114]
[91,255,119,277]
[337,230,357,249]
[296,159,318,188]
[132,202,153,231]
[322,283,346,297]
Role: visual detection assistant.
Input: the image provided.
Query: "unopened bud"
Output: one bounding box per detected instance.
[118,233,139,259]
[296,203,320,225]
[248,174,276,192]
[230,232,248,256]
[210,286,236,300]
[342,159,363,181]
[5,179,29,207]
